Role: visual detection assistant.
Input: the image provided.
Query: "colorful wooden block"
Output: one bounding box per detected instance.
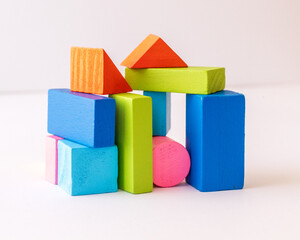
[45,135,63,184]
[57,139,118,196]
[153,137,190,188]
[186,90,245,192]
[48,89,115,148]
[125,67,225,94]
[121,34,187,68]
[71,47,132,95]
[109,93,153,194]
[143,91,171,136]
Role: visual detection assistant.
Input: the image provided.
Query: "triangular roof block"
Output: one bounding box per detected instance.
[71,47,132,95]
[121,34,188,68]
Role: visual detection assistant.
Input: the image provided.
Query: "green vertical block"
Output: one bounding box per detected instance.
[110,93,153,194]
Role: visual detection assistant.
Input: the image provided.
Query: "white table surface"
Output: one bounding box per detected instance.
[0,83,300,240]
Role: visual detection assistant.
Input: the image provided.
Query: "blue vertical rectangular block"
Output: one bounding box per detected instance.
[143,91,171,136]
[48,89,115,148]
[58,139,118,196]
[186,90,245,192]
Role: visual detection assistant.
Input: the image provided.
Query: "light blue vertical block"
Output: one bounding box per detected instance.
[186,90,245,192]
[58,139,118,196]
[144,91,171,136]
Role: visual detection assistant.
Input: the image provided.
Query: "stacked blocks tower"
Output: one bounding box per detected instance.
[122,34,192,187]
[46,34,246,196]
[122,34,245,192]
[46,48,131,195]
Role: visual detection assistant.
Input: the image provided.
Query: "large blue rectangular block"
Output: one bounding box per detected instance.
[143,91,171,136]
[57,139,118,196]
[186,90,245,192]
[48,89,115,148]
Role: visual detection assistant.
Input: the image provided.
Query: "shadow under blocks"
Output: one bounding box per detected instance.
[186,90,245,192]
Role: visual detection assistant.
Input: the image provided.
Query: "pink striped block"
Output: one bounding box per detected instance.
[153,136,191,187]
[45,135,63,184]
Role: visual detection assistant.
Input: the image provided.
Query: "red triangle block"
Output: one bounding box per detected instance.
[71,47,132,95]
[102,50,132,94]
[121,34,187,68]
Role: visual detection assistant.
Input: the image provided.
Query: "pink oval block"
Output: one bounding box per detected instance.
[153,136,191,187]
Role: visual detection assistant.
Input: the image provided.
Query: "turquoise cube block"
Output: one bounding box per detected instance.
[57,139,118,196]
[143,91,171,136]
[186,90,245,192]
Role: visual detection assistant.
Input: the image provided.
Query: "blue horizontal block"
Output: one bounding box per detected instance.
[57,139,118,196]
[143,91,171,136]
[48,89,115,147]
[186,90,245,192]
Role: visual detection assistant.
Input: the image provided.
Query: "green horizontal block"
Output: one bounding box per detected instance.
[125,67,225,94]
[109,93,153,194]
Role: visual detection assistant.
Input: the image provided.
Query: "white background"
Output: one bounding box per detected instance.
[0,0,299,91]
[0,0,300,239]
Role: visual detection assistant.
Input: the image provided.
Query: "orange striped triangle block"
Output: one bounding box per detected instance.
[71,47,132,95]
